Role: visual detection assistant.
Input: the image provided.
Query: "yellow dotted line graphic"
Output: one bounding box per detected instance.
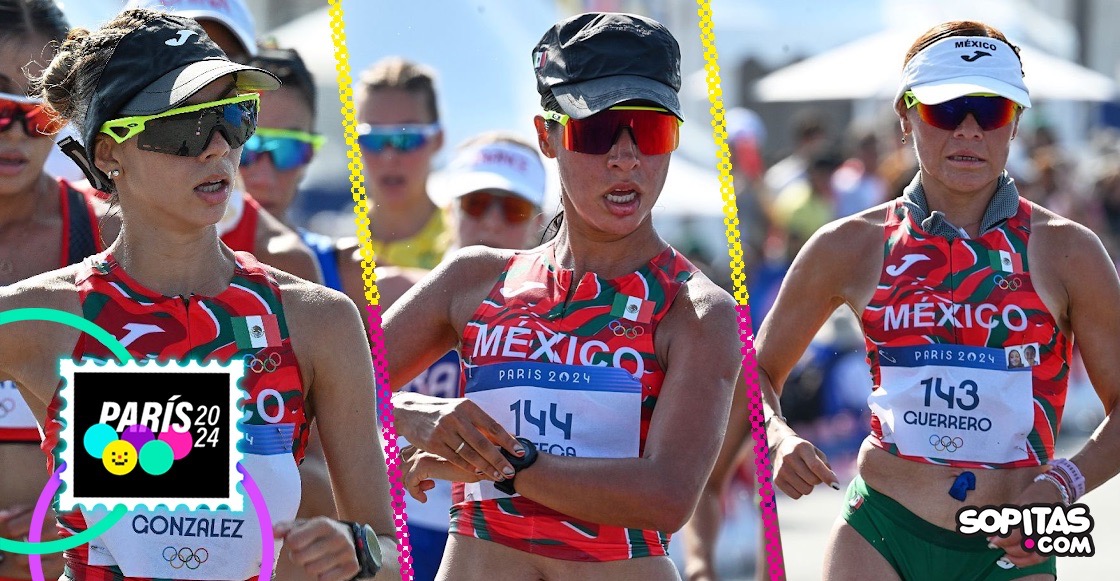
[326,0,380,307]
[326,2,412,579]
[695,1,785,579]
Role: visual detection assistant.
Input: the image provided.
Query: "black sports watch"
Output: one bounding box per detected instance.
[493,437,539,496]
[345,521,383,580]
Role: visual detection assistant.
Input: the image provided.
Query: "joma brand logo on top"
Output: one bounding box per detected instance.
[884,303,1028,332]
[472,323,645,378]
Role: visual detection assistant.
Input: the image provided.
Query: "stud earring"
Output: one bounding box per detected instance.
[109,169,121,178]
[901,134,907,145]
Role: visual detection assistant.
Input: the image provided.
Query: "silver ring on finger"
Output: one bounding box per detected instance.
[455,441,467,454]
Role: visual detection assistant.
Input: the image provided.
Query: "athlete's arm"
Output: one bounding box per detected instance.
[995,216,1120,567]
[681,374,753,580]
[758,214,882,498]
[0,272,83,411]
[278,280,398,580]
[384,248,523,479]
[498,276,742,532]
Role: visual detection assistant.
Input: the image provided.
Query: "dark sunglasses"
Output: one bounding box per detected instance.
[904,91,1020,131]
[240,128,325,171]
[100,93,259,157]
[541,106,681,155]
[356,123,440,153]
[459,191,536,223]
[0,93,62,137]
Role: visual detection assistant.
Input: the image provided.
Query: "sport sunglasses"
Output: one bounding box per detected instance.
[904,91,1020,131]
[240,128,326,171]
[356,123,440,153]
[459,191,536,224]
[541,106,682,155]
[100,93,259,157]
[0,92,63,137]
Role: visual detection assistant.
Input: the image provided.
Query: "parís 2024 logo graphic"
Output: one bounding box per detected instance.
[57,360,244,511]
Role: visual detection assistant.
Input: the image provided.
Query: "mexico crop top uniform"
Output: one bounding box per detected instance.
[41,251,309,581]
[846,175,1070,578]
[863,175,1071,469]
[0,179,102,444]
[451,243,698,562]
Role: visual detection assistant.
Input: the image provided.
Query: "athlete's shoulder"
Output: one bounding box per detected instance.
[1026,201,1114,272]
[253,214,321,284]
[0,263,85,310]
[670,271,737,331]
[270,268,364,331]
[0,266,84,373]
[796,201,888,266]
[1027,201,1098,241]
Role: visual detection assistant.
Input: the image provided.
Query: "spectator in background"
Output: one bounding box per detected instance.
[832,127,886,218]
[770,151,842,257]
[239,45,341,291]
[338,57,449,272]
[763,108,828,198]
[337,57,450,319]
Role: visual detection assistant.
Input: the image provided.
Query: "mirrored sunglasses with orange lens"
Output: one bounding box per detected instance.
[0,92,63,138]
[904,91,1019,131]
[542,106,681,155]
[459,191,536,223]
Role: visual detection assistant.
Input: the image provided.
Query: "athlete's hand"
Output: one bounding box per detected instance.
[987,479,1065,569]
[400,445,483,502]
[770,436,839,498]
[0,503,63,576]
[274,517,359,581]
[392,393,523,481]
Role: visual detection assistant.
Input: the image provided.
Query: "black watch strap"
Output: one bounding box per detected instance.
[345,521,383,580]
[493,437,538,495]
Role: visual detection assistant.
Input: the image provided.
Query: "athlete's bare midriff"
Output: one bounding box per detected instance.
[860,440,1046,530]
[440,534,680,581]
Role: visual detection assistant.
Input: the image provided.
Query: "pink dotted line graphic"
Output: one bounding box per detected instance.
[737,306,784,580]
[367,304,413,579]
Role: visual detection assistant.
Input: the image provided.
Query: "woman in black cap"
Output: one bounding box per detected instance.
[387,12,741,580]
[0,8,396,581]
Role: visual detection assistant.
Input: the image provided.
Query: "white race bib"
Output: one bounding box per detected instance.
[83,451,301,579]
[870,344,1033,464]
[463,362,642,502]
[0,380,39,433]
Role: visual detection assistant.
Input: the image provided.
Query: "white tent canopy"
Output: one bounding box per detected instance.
[753,29,1118,102]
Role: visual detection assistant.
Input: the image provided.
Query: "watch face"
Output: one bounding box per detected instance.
[360,524,383,572]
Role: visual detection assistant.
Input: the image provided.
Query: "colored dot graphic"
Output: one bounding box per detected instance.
[82,423,192,476]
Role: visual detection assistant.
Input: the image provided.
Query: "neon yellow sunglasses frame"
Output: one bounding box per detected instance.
[540,105,684,127]
[253,127,327,149]
[100,93,260,143]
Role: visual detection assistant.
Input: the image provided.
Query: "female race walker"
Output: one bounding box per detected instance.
[0,9,397,580]
[388,12,741,581]
[762,21,1120,581]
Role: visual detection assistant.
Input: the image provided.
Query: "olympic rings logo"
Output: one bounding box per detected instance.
[994,275,1022,291]
[929,434,964,453]
[244,352,281,374]
[0,398,15,419]
[608,320,645,339]
[162,546,209,569]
